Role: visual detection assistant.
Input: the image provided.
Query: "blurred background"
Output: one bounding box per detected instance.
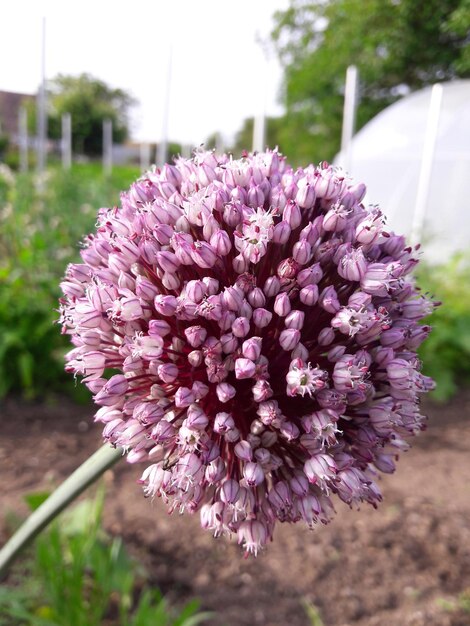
[1,1,470,625]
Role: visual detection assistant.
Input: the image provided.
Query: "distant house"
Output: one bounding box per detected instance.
[0,90,35,142]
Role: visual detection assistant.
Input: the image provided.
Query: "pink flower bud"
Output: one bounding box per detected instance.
[223,203,243,227]
[214,412,235,433]
[190,241,218,268]
[234,440,253,462]
[232,317,250,338]
[280,421,300,441]
[151,420,176,443]
[273,220,291,244]
[277,257,299,279]
[274,292,291,317]
[233,253,250,274]
[291,342,309,361]
[263,276,281,297]
[283,201,302,228]
[153,223,173,245]
[252,308,273,328]
[220,479,241,504]
[252,379,273,402]
[156,251,180,273]
[297,263,323,286]
[154,295,177,316]
[296,182,316,209]
[285,310,305,330]
[185,280,205,303]
[318,327,335,346]
[242,337,262,361]
[192,381,209,400]
[148,319,171,337]
[186,405,209,430]
[157,363,178,383]
[174,386,195,407]
[299,284,319,306]
[235,358,257,379]
[220,332,238,354]
[188,350,203,367]
[184,325,207,348]
[135,276,159,301]
[236,301,250,322]
[210,230,232,255]
[205,457,226,484]
[319,286,340,313]
[216,382,236,403]
[247,287,266,308]
[243,462,265,486]
[222,286,243,312]
[279,328,301,351]
[202,276,219,295]
[293,240,313,264]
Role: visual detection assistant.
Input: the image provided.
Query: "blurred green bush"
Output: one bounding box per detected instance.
[0,163,139,400]
[416,253,470,401]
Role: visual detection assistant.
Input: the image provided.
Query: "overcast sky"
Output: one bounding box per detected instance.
[1,0,289,145]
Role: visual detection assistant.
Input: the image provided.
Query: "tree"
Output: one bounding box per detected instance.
[271,0,470,164]
[45,73,135,156]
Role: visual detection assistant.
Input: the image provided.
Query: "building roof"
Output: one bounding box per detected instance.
[0,90,35,137]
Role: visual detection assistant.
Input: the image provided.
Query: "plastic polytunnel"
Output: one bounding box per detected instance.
[335,80,470,262]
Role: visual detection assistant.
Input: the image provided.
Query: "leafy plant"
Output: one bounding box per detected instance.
[0,491,211,626]
[0,163,139,400]
[417,253,470,401]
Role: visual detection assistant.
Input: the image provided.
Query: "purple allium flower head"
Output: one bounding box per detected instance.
[60,150,436,556]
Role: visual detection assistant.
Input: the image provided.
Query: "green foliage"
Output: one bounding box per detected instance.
[270,0,470,164]
[0,493,211,626]
[417,254,470,401]
[0,163,139,400]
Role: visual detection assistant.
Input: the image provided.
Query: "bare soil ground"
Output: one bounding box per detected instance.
[1,392,470,626]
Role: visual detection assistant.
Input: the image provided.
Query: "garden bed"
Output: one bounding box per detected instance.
[1,392,470,626]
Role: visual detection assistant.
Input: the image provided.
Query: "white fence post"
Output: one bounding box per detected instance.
[19,106,28,173]
[61,113,72,170]
[103,119,113,176]
[340,65,359,173]
[410,83,443,247]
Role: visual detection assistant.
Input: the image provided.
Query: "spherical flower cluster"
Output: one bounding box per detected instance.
[60,149,435,555]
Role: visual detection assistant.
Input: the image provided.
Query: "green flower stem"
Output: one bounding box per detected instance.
[0,444,123,579]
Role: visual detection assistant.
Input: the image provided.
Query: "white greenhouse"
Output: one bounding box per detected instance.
[335,80,470,262]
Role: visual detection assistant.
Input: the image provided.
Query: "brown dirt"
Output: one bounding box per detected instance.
[1,391,470,626]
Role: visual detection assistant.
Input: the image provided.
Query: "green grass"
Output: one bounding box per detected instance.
[0,490,212,626]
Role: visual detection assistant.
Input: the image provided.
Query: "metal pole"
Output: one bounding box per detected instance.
[36,17,47,184]
[215,132,224,154]
[156,46,172,168]
[103,118,113,176]
[61,113,72,170]
[253,115,266,154]
[19,106,28,173]
[140,142,151,171]
[340,65,359,173]
[252,53,269,153]
[410,83,443,246]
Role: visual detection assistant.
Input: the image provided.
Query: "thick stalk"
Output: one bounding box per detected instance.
[0,444,123,579]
